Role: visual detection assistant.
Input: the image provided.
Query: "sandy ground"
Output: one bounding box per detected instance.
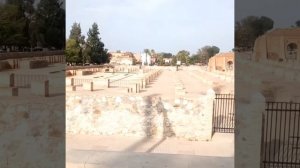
[67,66,233,100]
[66,133,234,168]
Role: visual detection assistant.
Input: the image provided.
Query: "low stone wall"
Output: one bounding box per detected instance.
[237,58,300,83]
[19,60,48,69]
[66,90,215,141]
[0,101,64,167]
[1,51,64,69]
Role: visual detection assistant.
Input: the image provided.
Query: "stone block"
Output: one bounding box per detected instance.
[76,70,93,76]
[30,80,49,97]
[0,87,18,96]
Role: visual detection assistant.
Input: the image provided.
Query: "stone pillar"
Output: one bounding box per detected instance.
[235,92,265,168]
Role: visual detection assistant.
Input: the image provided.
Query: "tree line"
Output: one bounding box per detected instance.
[65,22,110,65]
[143,46,220,66]
[0,0,65,52]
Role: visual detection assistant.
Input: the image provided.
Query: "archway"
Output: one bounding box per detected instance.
[286,43,298,60]
[226,61,233,70]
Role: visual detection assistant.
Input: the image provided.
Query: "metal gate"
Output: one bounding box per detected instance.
[261,102,300,168]
[212,94,235,133]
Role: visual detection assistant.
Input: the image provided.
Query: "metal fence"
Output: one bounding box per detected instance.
[14,74,49,88]
[212,94,235,133]
[109,79,139,88]
[73,78,93,86]
[261,102,300,168]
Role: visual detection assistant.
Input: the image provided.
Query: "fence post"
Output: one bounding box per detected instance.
[91,82,94,91]
[12,87,18,96]
[71,78,74,86]
[45,80,49,97]
[136,83,138,93]
[108,79,110,88]
[10,73,15,87]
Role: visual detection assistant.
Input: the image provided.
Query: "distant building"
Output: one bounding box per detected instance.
[133,53,142,63]
[253,28,300,63]
[163,58,172,64]
[208,52,234,72]
[141,53,151,65]
[109,51,134,65]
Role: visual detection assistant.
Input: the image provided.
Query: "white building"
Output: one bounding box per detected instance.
[141,53,151,65]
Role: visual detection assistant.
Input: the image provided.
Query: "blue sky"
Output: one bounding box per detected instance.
[66,0,234,54]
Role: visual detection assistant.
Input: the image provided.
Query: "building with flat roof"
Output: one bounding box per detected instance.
[208,52,234,72]
[253,28,300,63]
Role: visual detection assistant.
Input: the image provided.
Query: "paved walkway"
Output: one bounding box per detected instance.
[66,133,234,168]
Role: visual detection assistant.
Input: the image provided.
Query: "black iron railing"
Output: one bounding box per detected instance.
[261,102,300,168]
[212,94,235,133]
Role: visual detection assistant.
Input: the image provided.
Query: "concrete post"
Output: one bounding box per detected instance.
[91,82,94,91]
[12,87,18,96]
[10,73,14,87]
[71,78,74,86]
[235,92,265,168]
[45,80,49,97]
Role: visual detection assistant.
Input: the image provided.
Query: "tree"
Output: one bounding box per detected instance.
[69,22,85,44]
[66,22,85,63]
[189,54,200,65]
[0,3,30,50]
[86,23,109,64]
[144,49,150,54]
[160,52,172,58]
[295,20,300,27]
[35,0,65,49]
[235,16,273,50]
[197,45,220,64]
[65,39,81,63]
[171,56,177,66]
[176,50,190,64]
